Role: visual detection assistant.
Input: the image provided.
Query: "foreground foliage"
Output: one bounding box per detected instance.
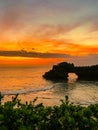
[0,93,98,130]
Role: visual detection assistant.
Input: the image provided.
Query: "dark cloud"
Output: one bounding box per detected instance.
[0,50,69,58]
[0,50,98,66]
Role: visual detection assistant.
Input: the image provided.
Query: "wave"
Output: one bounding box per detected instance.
[1,85,55,95]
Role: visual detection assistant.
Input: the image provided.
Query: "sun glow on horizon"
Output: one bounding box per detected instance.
[0,56,66,67]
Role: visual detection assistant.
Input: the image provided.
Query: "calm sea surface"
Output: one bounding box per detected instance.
[0,66,98,106]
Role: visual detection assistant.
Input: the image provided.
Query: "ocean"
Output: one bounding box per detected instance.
[0,66,98,106]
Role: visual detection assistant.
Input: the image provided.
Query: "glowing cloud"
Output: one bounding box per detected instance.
[0,0,98,66]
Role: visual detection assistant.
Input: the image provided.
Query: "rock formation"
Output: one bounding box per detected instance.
[43,62,98,81]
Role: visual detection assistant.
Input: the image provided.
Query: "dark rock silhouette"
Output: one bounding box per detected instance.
[75,65,98,80]
[43,62,98,81]
[43,62,74,80]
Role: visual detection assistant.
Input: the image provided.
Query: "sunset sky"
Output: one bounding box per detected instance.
[0,0,98,66]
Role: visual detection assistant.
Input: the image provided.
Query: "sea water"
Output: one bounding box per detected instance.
[0,66,98,106]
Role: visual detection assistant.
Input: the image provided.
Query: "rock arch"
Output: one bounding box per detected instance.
[43,62,98,81]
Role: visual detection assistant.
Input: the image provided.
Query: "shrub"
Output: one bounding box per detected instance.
[0,93,98,130]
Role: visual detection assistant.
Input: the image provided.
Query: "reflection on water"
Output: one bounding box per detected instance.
[0,67,52,92]
[0,67,98,106]
[52,81,98,106]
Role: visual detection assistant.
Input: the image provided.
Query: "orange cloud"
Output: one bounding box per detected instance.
[50,43,98,56]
